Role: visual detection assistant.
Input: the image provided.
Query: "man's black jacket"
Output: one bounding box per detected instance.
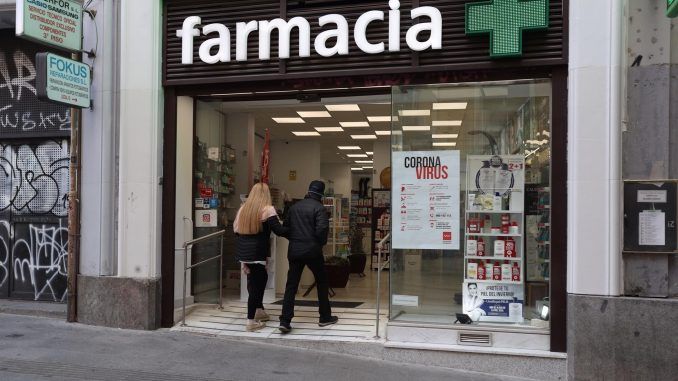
[284,195,329,259]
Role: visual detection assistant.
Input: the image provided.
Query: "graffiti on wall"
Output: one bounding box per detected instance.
[0,141,69,301]
[12,222,68,302]
[0,33,71,139]
[0,141,70,216]
[0,30,71,301]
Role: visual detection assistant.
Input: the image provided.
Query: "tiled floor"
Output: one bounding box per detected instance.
[174,301,387,342]
[178,268,389,342]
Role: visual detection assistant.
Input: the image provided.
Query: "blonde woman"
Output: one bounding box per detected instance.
[234,183,288,332]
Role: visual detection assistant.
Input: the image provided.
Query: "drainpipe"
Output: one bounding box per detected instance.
[67,58,82,323]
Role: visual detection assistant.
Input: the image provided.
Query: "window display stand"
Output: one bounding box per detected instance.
[463,155,525,323]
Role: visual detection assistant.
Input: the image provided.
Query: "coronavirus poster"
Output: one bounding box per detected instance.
[392,151,460,250]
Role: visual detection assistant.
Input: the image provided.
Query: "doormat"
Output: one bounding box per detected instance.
[271,300,363,308]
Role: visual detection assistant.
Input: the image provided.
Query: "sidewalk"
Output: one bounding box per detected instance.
[0,313,531,381]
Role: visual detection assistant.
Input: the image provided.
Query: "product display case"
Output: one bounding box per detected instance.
[324,196,350,258]
[371,189,391,270]
[463,155,526,323]
[350,191,372,255]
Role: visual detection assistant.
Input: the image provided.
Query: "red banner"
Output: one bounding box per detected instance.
[261,129,270,184]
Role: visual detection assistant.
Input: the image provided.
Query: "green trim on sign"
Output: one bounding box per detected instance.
[669,0,678,18]
[465,0,550,58]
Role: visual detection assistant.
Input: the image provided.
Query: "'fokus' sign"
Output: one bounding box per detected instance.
[176,0,442,65]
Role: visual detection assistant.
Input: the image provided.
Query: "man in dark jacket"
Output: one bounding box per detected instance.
[278,180,338,333]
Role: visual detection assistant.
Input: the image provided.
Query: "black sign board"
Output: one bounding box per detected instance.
[623,181,678,252]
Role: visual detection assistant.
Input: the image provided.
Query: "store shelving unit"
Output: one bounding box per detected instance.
[526,186,551,282]
[324,196,350,258]
[350,191,372,255]
[371,189,391,270]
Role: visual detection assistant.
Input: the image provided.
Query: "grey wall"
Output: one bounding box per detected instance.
[622,2,678,297]
[568,295,678,381]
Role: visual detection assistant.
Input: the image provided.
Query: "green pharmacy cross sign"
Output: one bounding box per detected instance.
[669,0,678,18]
[466,0,550,58]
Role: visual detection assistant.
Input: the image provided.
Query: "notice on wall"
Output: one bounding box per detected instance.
[392,151,460,250]
[462,281,525,322]
[392,294,419,307]
[195,210,218,228]
[639,210,666,246]
[637,190,668,203]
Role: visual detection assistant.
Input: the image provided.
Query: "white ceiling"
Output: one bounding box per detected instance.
[217,95,391,164]
[203,82,550,166]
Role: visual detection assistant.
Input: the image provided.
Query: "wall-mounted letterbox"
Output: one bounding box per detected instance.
[623,180,677,252]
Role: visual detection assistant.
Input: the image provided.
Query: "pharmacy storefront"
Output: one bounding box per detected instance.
[160,0,568,362]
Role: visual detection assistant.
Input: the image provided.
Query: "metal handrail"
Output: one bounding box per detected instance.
[179,229,226,326]
[374,232,391,339]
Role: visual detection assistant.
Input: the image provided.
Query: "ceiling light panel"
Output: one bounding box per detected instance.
[402,125,431,131]
[432,142,458,147]
[298,111,332,118]
[315,127,344,132]
[355,160,373,164]
[367,116,391,122]
[432,120,463,127]
[366,152,374,155]
[433,102,468,110]
[351,135,377,140]
[326,104,361,112]
[432,134,459,139]
[399,110,431,116]
[338,146,361,150]
[347,154,369,158]
[292,131,320,136]
[273,117,305,124]
[340,121,370,128]
[375,130,392,136]
[351,167,364,171]
[362,166,374,169]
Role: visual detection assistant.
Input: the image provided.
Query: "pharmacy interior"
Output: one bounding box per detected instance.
[161,0,568,352]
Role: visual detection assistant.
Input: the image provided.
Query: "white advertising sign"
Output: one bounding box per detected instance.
[16,0,83,52]
[462,281,525,322]
[392,151,460,250]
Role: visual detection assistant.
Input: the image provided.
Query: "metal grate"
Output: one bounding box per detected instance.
[0,31,71,139]
[458,331,492,346]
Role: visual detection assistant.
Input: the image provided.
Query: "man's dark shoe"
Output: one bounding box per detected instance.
[278,321,292,333]
[318,316,339,327]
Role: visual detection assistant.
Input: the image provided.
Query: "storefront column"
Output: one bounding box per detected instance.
[78,0,164,330]
[567,0,624,297]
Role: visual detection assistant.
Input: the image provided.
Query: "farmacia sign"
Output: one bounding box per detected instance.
[177,0,441,64]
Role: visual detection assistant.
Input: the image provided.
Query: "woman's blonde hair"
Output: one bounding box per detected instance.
[236,183,272,234]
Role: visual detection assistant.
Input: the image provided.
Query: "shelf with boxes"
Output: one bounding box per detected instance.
[525,185,551,283]
[324,196,350,258]
[371,189,391,270]
[463,155,526,323]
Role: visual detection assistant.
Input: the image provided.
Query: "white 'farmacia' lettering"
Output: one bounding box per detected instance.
[176,0,442,65]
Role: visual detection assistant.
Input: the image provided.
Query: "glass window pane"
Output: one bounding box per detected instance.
[390,80,552,329]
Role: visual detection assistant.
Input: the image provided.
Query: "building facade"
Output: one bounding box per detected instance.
[1,0,676,380]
